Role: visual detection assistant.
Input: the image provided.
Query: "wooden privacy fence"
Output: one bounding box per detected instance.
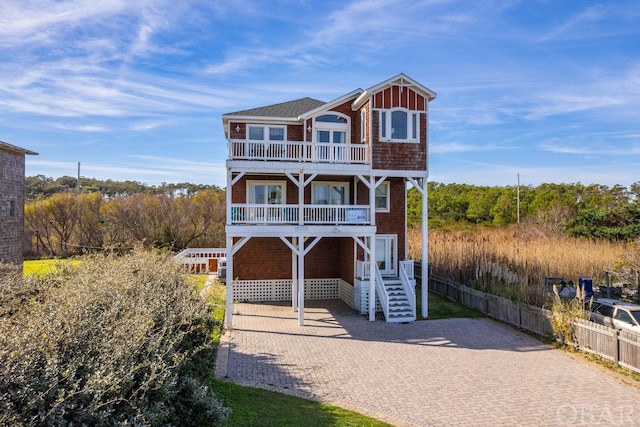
[424,269,640,374]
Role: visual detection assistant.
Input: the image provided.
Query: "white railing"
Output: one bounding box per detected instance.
[175,248,226,273]
[228,139,369,164]
[357,259,415,280]
[230,204,370,225]
[356,260,371,279]
[399,261,416,318]
[399,259,415,280]
[374,264,389,320]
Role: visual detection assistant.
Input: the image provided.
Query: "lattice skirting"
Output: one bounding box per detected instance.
[232,278,355,308]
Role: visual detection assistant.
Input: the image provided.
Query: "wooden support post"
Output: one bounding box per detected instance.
[298,237,305,326]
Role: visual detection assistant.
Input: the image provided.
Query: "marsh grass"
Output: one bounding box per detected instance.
[409,225,625,305]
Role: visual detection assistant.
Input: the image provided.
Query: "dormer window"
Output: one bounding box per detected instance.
[379,109,418,143]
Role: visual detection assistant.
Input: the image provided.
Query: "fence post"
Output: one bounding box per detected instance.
[614,330,620,365]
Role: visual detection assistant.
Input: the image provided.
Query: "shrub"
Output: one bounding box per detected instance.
[0,249,229,426]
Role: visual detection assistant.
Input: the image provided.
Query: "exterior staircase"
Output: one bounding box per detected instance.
[381,277,416,322]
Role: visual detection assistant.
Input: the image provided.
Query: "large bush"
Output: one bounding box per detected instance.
[0,250,229,426]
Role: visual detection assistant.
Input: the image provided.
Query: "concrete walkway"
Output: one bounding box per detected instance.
[215,299,640,427]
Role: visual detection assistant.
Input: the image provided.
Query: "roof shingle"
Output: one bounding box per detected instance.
[224,97,326,119]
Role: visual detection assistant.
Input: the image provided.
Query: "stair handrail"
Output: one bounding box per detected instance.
[374,264,389,320]
[399,262,416,318]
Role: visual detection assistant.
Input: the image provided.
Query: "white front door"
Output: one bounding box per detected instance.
[374,235,397,277]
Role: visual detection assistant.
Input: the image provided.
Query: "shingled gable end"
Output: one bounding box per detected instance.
[222,74,436,326]
[0,141,38,266]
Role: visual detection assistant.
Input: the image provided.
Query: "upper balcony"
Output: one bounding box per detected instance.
[229,204,371,226]
[228,139,369,164]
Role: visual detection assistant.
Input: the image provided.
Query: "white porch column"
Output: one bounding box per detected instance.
[421,178,429,318]
[368,236,376,321]
[292,237,298,312]
[225,235,234,327]
[298,237,305,326]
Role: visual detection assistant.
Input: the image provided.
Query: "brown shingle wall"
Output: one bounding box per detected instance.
[0,149,25,265]
[371,112,427,171]
[233,237,355,282]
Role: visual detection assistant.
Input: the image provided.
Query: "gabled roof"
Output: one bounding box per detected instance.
[299,89,363,119]
[0,141,38,155]
[352,73,437,109]
[224,97,326,119]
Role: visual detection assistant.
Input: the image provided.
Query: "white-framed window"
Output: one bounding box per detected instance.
[311,182,349,205]
[379,108,419,142]
[247,180,286,204]
[375,181,390,212]
[247,125,285,141]
[360,109,366,141]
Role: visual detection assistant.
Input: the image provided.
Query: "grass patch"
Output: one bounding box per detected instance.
[189,274,208,291]
[23,258,80,275]
[202,277,227,345]
[416,288,484,320]
[210,380,393,427]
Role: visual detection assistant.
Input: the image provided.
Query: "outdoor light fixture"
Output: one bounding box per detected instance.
[235,125,241,132]
[307,125,312,132]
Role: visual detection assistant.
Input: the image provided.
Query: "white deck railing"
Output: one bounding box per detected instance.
[399,261,416,318]
[228,139,369,164]
[356,259,415,280]
[230,204,370,225]
[175,248,226,273]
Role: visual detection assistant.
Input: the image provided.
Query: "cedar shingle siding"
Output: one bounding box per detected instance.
[0,142,37,265]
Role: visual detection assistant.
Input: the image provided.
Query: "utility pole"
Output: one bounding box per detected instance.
[77,162,81,194]
[517,173,520,223]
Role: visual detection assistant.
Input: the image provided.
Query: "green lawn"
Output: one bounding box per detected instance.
[418,288,484,320]
[210,380,393,427]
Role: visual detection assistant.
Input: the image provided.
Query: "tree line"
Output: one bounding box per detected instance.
[26,175,220,201]
[409,181,640,240]
[25,182,225,258]
[24,176,640,258]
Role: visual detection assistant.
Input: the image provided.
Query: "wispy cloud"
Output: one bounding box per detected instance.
[539,142,640,156]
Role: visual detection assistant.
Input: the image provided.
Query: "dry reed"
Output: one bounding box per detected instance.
[408,225,626,304]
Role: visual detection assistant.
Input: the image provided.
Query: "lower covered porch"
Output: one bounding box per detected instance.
[224,229,416,326]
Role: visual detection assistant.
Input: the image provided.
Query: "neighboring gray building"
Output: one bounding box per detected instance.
[0,141,37,265]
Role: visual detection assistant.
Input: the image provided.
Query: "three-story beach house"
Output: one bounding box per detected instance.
[223,74,435,326]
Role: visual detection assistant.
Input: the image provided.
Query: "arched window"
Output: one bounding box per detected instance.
[313,113,350,161]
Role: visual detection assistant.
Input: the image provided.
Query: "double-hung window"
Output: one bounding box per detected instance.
[375,181,390,212]
[379,109,419,142]
[6,200,15,218]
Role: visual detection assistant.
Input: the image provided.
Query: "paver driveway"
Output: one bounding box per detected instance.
[215,299,640,427]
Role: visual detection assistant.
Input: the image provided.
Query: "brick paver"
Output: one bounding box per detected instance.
[216,299,640,426]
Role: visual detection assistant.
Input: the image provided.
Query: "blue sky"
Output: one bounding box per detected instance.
[2,0,640,189]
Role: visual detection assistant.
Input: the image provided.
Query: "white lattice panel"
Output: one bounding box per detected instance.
[306,278,339,299]
[232,278,359,305]
[233,280,290,302]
